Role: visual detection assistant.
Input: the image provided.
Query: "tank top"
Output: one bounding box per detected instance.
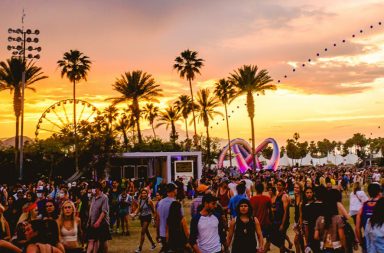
[274,193,289,225]
[139,198,152,217]
[362,199,377,228]
[61,221,78,242]
[231,217,257,253]
[294,199,300,223]
[218,188,230,207]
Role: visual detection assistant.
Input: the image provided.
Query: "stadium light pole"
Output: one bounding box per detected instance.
[7,23,41,180]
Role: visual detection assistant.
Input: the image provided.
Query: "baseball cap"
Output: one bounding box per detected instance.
[196,184,209,193]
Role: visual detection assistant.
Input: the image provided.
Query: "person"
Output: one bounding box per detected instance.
[43,200,58,220]
[57,200,83,253]
[227,198,264,253]
[156,183,178,253]
[314,189,347,253]
[166,201,190,253]
[250,182,272,251]
[108,180,120,234]
[303,186,327,253]
[272,180,292,253]
[131,188,156,253]
[86,182,111,253]
[292,183,304,253]
[0,204,11,241]
[364,197,384,253]
[17,203,39,225]
[4,196,18,236]
[228,183,248,218]
[24,219,63,253]
[190,184,209,217]
[189,194,227,253]
[349,182,368,225]
[216,180,231,216]
[118,190,132,236]
[355,183,382,253]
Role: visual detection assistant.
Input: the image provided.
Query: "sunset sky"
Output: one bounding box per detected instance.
[0,0,384,146]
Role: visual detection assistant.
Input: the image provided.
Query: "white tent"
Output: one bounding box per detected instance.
[301,153,313,166]
[279,154,291,166]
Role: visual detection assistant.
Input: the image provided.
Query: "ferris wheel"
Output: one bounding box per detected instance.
[35,99,100,139]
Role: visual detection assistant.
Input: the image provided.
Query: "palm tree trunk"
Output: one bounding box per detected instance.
[151,122,156,138]
[171,122,177,147]
[13,90,21,174]
[224,103,232,167]
[122,129,128,151]
[188,78,198,146]
[134,101,142,143]
[73,80,79,172]
[184,117,189,139]
[247,92,256,170]
[206,124,211,168]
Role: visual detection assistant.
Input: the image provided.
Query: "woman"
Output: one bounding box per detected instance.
[365,197,384,253]
[23,220,63,253]
[293,183,304,253]
[227,198,264,253]
[57,200,83,253]
[43,200,58,220]
[132,189,156,253]
[0,204,11,241]
[17,203,38,225]
[217,180,232,215]
[4,196,18,236]
[118,190,132,236]
[314,189,347,253]
[166,201,190,253]
[349,182,368,224]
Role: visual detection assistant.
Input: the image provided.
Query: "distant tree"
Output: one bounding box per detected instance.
[143,103,160,138]
[157,105,181,146]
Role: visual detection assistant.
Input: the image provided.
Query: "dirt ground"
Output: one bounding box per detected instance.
[109,199,297,253]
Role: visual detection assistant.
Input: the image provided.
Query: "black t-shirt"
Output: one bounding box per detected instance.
[303,201,324,232]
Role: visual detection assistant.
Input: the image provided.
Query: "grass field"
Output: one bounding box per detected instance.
[109,193,352,253]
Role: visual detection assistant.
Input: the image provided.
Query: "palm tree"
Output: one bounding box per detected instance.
[196,88,223,166]
[103,105,119,132]
[214,78,236,167]
[230,65,275,169]
[174,95,195,140]
[157,106,181,146]
[173,49,204,145]
[57,50,91,172]
[108,70,162,143]
[0,58,47,170]
[143,103,160,138]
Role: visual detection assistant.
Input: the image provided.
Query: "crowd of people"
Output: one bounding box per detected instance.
[0,165,382,253]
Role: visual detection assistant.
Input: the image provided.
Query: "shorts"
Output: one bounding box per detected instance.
[139,214,152,224]
[87,223,112,242]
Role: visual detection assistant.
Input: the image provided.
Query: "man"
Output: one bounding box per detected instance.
[189,194,227,253]
[109,180,120,233]
[228,183,247,218]
[191,184,209,217]
[355,183,382,253]
[273,180,290,253]
[156,183,177,253]
[87,182,111,253]
[250,182,272,250]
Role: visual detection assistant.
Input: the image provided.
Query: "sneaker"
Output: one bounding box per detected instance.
[150,244,156,251]
[135,248,141,253]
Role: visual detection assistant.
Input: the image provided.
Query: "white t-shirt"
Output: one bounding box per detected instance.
[228,182,238,196]
[243,179,253,191]
[372,173,381,182]
[197,215,221,253]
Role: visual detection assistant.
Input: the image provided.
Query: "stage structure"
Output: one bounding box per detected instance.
[218,138,280,173]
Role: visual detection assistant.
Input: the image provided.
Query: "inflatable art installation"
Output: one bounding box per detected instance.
[218,138,280,173]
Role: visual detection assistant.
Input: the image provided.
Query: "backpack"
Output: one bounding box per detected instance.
[361,199,377,229]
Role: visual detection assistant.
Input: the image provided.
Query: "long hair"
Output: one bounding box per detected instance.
[370,197,384,228]
[17,202,38,224]
[58,200,76,228]
[323,189,339,229]
[235,198,253,219]
[353,182,361,195]
[303,186,314,205]
[167,201,183,227]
